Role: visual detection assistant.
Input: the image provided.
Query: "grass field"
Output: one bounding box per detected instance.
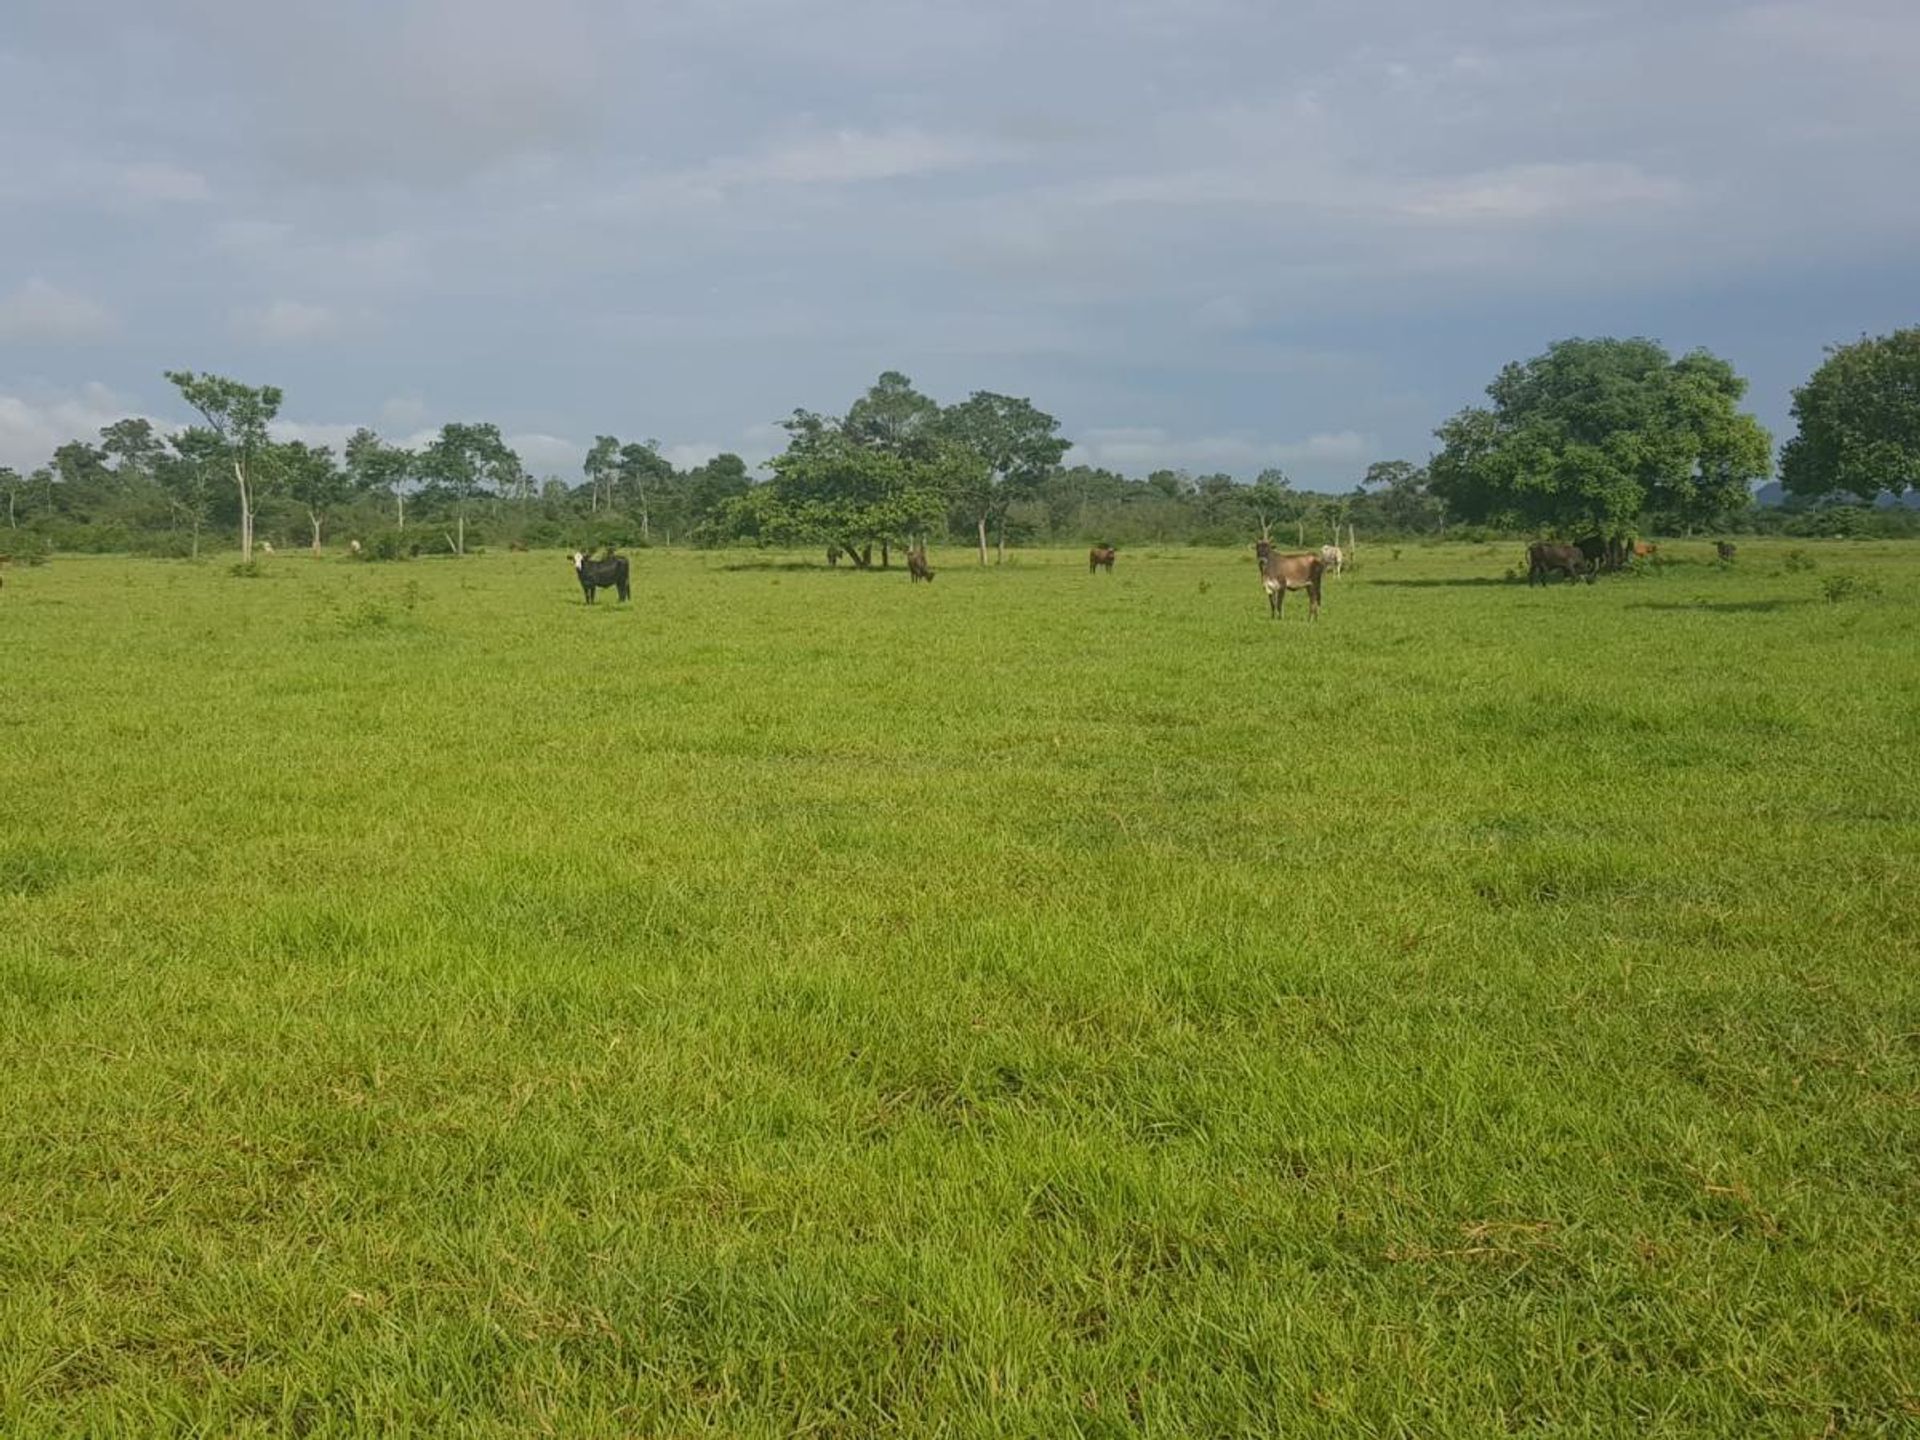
[3,539,1917,1436]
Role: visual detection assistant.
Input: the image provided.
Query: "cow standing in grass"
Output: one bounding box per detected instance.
[571,549,631,604]
[1319,543,1344,575]
[907,544,934,583]
[1089,545,1116,574]
[1255,539,1323,620]
[1527,542,1592,586]
[1717,541,1738,561]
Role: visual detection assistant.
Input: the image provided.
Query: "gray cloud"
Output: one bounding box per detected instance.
[1,0,1916,486]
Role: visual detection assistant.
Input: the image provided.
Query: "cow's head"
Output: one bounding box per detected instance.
[570,550,586,571]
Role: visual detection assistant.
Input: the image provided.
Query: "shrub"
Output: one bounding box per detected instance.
[1821,572,1881,604]
[1783,549,1816,573]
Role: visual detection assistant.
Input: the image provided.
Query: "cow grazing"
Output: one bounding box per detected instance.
[509,540,528,553]
[1632,540,1658,558]
[259,540,274,556]
[907,544,934,583]
[1716,540,1738,561]
[826,544,842,568]
[1089,545,1116,573]
[571,549,631,604]
[1255,539,1323,620]
[348,538,363,555]
[1319,544,1345,575]
[1528,542,1593,586]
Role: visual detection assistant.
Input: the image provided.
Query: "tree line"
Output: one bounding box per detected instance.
[4,329,1917,562]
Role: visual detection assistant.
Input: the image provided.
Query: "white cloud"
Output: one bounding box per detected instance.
[380,396,428,428]
[724,127,1008,186]
[1069,426,1373,477]
[1401,162,1688,224]
[0,278,117,342]
[0,383,144,470]
[121,162,211,203]
[506,432,584,474]
[233,299,348,343]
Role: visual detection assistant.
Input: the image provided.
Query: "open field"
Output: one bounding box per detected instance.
[3,539,1918,1435]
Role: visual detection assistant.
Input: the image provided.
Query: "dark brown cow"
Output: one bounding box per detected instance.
[1255,539,1323,620]
[1528,542,1592,586]
[1089,545,1116,573]
[907,544,934,583]
[1716,540,1738,561]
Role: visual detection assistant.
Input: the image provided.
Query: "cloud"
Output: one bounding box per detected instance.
[1069,426,1373,478]
[723,127,1009,186]
[0,278,116,342]
[380,396,428,428]
[1400,162,1688,224]
[121,162,211,203]
[506,432,584,474]
[232,300,349,343]
[0,382,143,469]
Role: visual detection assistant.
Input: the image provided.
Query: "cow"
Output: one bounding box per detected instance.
[259,540,274,556]
[1319,544,1345,575]
[907,544,934,583]
[509,540,528,553]
[1716,540,1738,561]
[1632,540,1658,558]
[348,538,363,556]
[1255,538,1323,620]
[571,549,631,604]
[1528,541,1593,586]
[1089,545,1116,574]
[826,544,842,568]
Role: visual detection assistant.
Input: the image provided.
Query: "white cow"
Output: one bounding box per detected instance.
[1319,544,1344,575]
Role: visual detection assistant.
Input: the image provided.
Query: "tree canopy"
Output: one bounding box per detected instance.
[1780,327,1920,502]
[1428,337,1771,536]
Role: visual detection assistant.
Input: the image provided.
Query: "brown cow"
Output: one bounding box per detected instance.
[1089,545,1116,573]
[907,544,934,583]
[1632,540,1657,558]
[1716,540,1738,561]
[1255,538,1323,620]
[1528,542,1592,586]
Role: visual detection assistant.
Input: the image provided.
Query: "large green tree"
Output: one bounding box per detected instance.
[1780,327,1920,503]
[939,391,1071,564]
[729,410,952,565]
[344,428,413,529]
[420,422,518,554]
[1428,338,1770,537]
[272,441,350,554]
[163,370,283,559]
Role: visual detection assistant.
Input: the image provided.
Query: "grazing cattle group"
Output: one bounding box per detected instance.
[570,549,631,604]
[1088,545,1117,574]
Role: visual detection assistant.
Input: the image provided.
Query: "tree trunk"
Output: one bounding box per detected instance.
[976,514,989,566]
[881,539,890,569]
[396,491,405,529]
[1296,518,1305,547]
[310,512,323,556]
[191,517,200,559]
[641,508,650,543]
[996,519,1006,565]
[234,458,252,560]
[456,511,465,556]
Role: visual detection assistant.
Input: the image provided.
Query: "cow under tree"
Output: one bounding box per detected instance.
[1255,538,1323,620]
[908,543,934,583]
[571,549,631,603]
[1089,545,1116,573]
[1527,542,1593,586]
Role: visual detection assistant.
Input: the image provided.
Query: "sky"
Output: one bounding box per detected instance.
[2,0,1916,489]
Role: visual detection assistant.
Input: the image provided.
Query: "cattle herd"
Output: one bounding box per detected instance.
[555,530,1740,619]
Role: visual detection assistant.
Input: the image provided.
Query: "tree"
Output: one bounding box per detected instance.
[939,391,1071,564]
[273,441,349,554]
[584,436,619,514]
[100,418,167,481]
[1360,459,1442,534]
[163,370,283,559]
[685,452,752,539]
[1,467,22,530]
[1428,337,1769,538]
[420,422,517,554]
[618,440,672,541]
[1246,468,1294,539]
[161,428,224,557]
[1781,327,1920,503]
[846,371,941,457]
[728,411,950,564]
[344,428,413,529]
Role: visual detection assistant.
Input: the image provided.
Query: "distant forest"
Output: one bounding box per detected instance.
[6,331,1918,560]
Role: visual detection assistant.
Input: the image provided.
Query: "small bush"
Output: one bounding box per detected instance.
[1820,572,1881,604]
[362,530,414,562]
[1783,549,1816,573]
[229,559,266,579]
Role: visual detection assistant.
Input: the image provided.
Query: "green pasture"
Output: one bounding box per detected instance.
[2,540,1917,1435]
